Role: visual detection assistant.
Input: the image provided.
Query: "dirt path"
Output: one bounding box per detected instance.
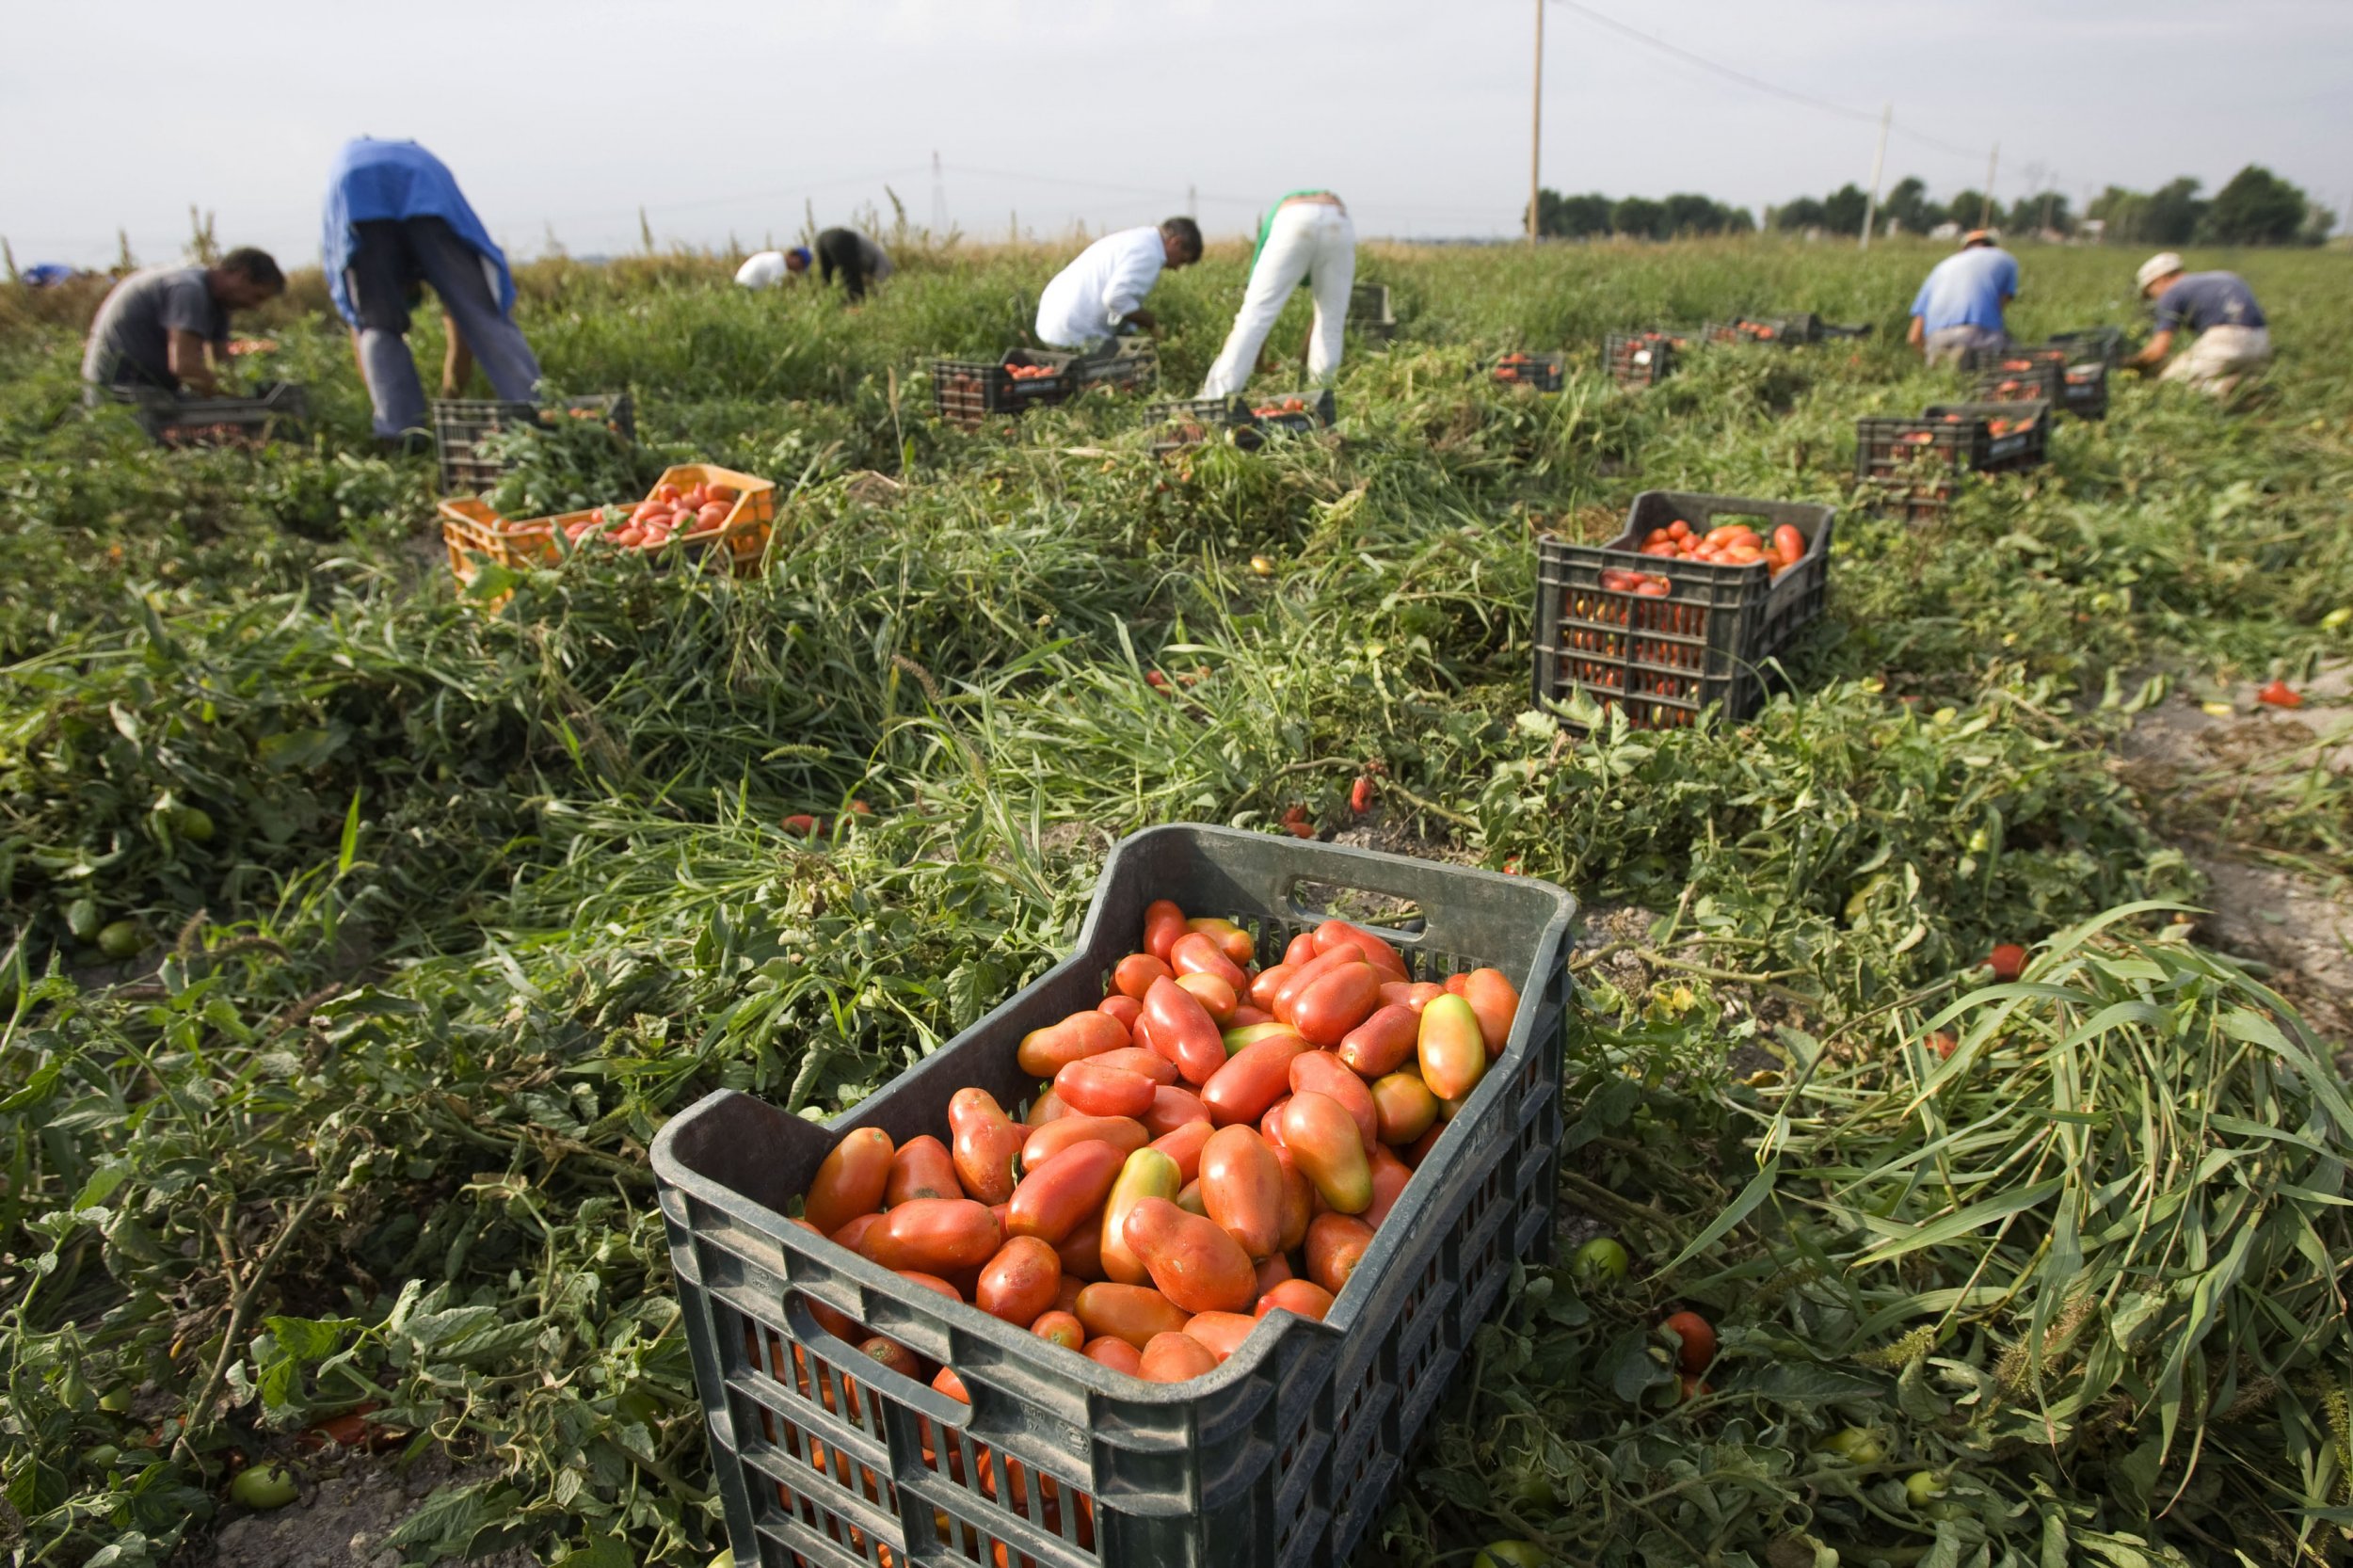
[2113,666,2353,1042]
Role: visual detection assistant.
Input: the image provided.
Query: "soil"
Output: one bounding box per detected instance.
[194,1449,533,1568]
[2112,667,2353,1042]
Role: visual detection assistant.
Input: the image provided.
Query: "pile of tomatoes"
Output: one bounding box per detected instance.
[559,479,737,552]
[1633,517,1808,575]
[784,901,1522,1395]
[1250,396,1312,420]
[1005,361,1062,381]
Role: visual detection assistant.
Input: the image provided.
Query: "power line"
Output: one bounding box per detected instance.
[1543,0,1995,165]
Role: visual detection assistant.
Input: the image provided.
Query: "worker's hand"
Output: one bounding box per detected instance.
[1126,309,1159,334]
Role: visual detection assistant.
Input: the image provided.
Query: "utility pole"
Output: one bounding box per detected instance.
[930,151,947,233]
[1980,144,1999,228]
[1858,102,1891,252]
[1188,184,1197,221]
[1528,0,1545,245]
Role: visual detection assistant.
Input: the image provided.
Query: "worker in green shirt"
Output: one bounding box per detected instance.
[1199,191,1355,398]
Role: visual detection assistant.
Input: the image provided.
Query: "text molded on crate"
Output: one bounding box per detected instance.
[652,824,1576,1568]
[1532,492,1835,732]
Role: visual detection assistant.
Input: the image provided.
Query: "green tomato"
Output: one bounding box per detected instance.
[65,897,102,941]
[1817,1426,1885,1464]
[98,1386,133,1413]
[1569,1237,1630,1286]
[230,1464,300,1510]
[98,920,145,961]
[1904,1469,1945,1506]
[1472,1544,1548,1568]
[1503,1464,1557,1508]
[82,1444,120,1469]
[173,807,216,843]
[707,1552,736,1568]
[2323,607,2352,632]
[1924,1499,1968,1522]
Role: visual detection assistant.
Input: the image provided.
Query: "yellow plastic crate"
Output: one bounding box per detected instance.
[439,463,777,586]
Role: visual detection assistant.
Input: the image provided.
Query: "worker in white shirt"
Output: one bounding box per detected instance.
[1199,192,1355,398]
[1033,217,1203,350]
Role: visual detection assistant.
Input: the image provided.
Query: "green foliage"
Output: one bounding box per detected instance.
[1,237,2349,1567]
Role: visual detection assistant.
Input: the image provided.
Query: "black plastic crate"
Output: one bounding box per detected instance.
[1073,338,1160,398]
[1348,282,1397,342]
[1146,390,1337,457]
[1490,351,1565,392]
[1855,401,2049,491]
[2045,326,2124,370]
[1531,491,1836,732]
[651,824,1577,1568]
[131,381,309,448]
[1703,314,1817,347]
[1237,387,1337,436]
[1859,476,1961,524]
[931,349,1080,431]
[1923,400,2051,471]
[1972,354,2066,411]
[2057,359,2109,420]
[429,392,635,496]
[1604,329,1687,389]
[1817,321,1875,340]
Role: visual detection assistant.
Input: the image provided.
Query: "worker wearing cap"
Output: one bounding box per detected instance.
[323,136,541,443]
[1906,230,2018,368]
[1199,192,1356,398]
[2125,253,2270,394]
[1034,217,1203,350]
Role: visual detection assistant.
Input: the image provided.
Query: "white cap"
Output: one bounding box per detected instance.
[2136,252,2184,292]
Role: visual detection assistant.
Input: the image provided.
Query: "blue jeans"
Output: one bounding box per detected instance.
[345,216,540,437]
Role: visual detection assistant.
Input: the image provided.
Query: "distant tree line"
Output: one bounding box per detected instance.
[1526,188,1756,240]
[1768,164,2333,246]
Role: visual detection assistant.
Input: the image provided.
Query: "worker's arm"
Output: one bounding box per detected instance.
[1103,245,1162,337]
[166,328,219,395]
[1906,316,1925,350]
[440,313,474,398]
[2125,329,2174,373]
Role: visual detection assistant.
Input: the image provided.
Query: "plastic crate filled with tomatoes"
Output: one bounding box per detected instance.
[1604,328,1689,389]
[1532,491,1836,732]
[653,824,1576,1568]
[930,349,1081,431]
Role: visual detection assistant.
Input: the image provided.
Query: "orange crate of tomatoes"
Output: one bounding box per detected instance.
[438,462,776,586]
[651,824,1576,1568]
[1533,491,1835,731]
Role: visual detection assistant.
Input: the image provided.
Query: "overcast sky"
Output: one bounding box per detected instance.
[4,0,2347,268]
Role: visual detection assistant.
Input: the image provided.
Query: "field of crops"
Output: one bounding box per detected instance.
[4,234,2352,1568]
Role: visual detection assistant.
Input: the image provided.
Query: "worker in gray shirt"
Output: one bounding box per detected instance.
[81,248,285,404]
[2125,252,2271,394]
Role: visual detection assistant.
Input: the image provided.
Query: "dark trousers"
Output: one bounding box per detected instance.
[816,228,872,301]
[344,216,540,436]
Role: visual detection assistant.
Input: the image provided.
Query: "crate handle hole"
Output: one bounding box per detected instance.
[1285,880,1426,936]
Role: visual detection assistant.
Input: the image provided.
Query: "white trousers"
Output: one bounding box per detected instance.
[2163,325,2271,392]
[1199,203,1357,398]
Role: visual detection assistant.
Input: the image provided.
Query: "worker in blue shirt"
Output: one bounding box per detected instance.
[2125,252,2271,395]
[322,137,541,444]
[1906,231,2019,368]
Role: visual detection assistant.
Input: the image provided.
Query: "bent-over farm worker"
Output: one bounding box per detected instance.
[790,229,894,302]
[81,249,284,403]
[2125,252,2271,395]
[323,136,541,441]
[1034,217,1203,349]
[1906,229,2017,368]
[734,249,793,289]
[1198,191,1357,399]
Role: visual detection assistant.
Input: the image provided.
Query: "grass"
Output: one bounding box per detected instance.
[1,234,2350,1567]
